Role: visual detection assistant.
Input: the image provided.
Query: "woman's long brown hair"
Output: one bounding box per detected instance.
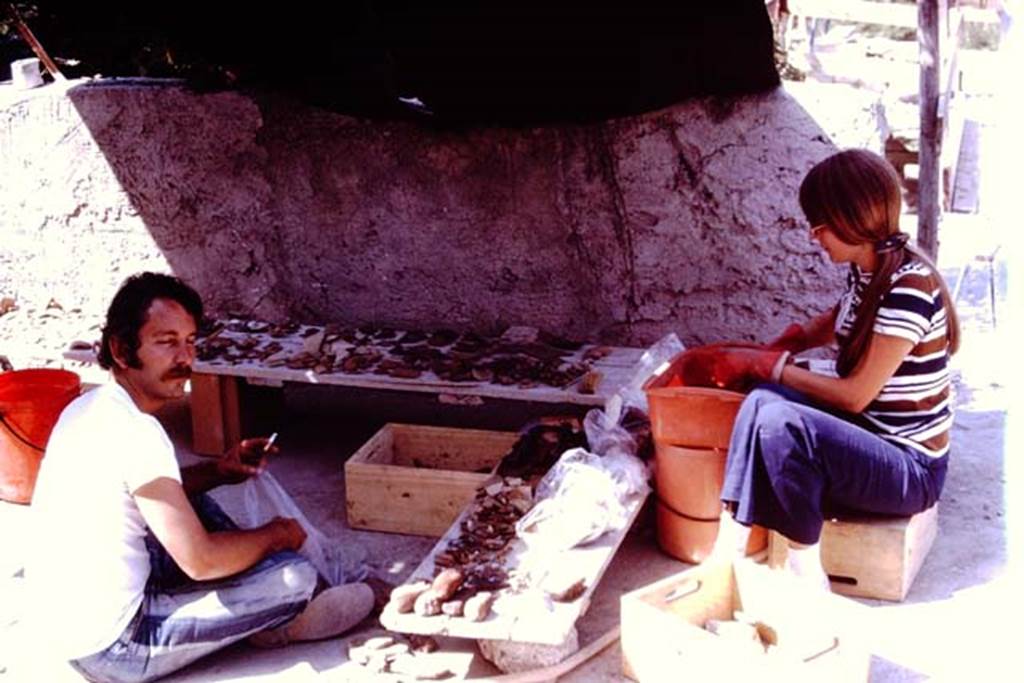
[798,149,960,377]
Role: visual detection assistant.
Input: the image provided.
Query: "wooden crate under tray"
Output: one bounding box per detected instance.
[345,423,519,537]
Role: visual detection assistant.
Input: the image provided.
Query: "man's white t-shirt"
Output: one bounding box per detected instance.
[29,382,181,659]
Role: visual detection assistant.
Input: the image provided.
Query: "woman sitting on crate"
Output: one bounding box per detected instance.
[670,148,960,588]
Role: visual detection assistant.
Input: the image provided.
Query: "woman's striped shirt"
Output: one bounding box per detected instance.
[833,259,952,459]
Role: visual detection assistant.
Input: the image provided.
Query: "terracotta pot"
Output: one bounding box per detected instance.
[654,443,727,520]
[655,498,767,564]
[645,386,744,448]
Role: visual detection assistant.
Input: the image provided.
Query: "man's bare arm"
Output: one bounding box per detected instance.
[179,460,230,495]
[134,477,305,581]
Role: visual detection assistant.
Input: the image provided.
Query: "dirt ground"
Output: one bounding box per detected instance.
[1,24,1019,683]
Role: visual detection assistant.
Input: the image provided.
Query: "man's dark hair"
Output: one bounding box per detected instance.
[98,272,204,370]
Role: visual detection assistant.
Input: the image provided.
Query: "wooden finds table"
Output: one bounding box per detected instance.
[186,324,643,455]
[66,322,645,455]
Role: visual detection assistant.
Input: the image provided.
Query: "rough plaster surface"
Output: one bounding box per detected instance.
[1,78,884,346]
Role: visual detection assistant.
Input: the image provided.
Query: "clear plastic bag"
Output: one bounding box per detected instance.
[516,448,626,550]
[584,394,634,458]
[582,399,650,498]
[237,472,368,586]
[513,335,685,550]
[617,332,686,412]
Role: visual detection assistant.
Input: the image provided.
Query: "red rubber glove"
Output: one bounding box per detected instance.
[645,348,711,389]
[671,345,790,393]
[703,340,767,351]
[767,323,810,354]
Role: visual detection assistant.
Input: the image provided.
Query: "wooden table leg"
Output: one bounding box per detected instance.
[190,373,241,455]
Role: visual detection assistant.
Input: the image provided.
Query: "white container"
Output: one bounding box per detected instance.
[11,58,43,90]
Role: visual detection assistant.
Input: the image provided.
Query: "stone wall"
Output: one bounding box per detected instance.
[0,78,884,351]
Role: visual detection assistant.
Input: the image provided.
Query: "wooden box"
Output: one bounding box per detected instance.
[621,559,869,683]
[345,423,519,536]
[767,504,938,602]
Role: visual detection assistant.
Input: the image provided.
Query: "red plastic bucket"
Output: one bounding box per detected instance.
[0,369,81,504]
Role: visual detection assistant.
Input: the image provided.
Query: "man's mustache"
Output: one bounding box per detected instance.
[163,366,192,381]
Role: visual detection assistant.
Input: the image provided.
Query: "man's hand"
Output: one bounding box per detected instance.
[265,516,307,553]
[181,436,280,494]
[216,436,279,485]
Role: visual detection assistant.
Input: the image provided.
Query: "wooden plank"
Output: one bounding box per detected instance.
[950,118,981,213]
[345,424,520,537]
[788,0,918,28]
[192,357,630,407]
[790,0,997,29]
[380,490,648,644]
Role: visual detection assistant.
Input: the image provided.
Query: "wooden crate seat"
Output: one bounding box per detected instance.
[767,505,938,602]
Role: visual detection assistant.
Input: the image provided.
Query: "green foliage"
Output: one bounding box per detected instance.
[0,3,38,36]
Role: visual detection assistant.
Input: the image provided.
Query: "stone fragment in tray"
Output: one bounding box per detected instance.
[221,318,269,334]
[427,329,459,347]
[195,335,234,361]
[496,418,586,483]
[582,345,613,361]
[269,321,302,338]
[337,347,383,373]
[383,478,532,622]
[374,358,423,379]
[346,632,452,679]
[197,320,599,389]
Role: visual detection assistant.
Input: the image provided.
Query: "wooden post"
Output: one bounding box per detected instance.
[189,373,241,455]
[918,0,943,259]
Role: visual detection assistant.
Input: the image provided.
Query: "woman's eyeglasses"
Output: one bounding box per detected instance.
[809,223,827,238]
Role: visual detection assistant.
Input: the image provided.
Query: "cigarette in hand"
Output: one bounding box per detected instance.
[264,432,279,453]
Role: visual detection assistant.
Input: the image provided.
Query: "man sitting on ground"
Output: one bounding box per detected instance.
[28,272,373,683]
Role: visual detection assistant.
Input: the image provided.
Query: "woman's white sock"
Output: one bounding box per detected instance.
[710,509,752,559]
[785,542,830,591]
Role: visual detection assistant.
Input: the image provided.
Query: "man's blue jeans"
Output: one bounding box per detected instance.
[70,495,317,683]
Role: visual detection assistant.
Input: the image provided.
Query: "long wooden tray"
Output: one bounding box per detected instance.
[379,489,649,645]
